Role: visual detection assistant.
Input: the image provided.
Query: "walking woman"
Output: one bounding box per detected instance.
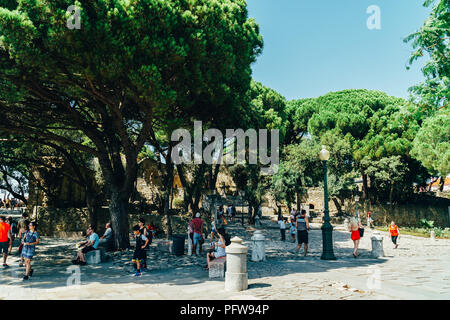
[348,218,362,258]
[389,221,400,249]
[21,221,40,280]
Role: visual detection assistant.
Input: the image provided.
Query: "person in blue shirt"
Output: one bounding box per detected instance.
[72,225,99,265]
[21,221,40,280]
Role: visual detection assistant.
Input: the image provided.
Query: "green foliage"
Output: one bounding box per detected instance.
[405,0,449,111]
[420,218,435,229]
[411,108,450,176]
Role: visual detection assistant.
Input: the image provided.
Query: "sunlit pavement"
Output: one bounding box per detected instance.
[1,219,449,300]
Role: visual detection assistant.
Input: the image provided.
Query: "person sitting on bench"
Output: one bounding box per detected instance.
[204,228,227,270]
[72,225,99,265]
[99,222,114,251]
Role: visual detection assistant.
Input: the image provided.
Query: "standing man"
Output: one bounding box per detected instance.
[191,212,204,255]
[0,216,12,268]
[72,225,99,265]
[295,210,310,256]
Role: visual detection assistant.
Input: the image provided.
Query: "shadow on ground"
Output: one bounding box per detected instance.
[0,219,388,292]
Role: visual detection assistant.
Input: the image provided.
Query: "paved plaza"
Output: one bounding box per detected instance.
[1,217,449,300]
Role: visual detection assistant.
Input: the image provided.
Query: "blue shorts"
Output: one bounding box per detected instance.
[193,233,202,246]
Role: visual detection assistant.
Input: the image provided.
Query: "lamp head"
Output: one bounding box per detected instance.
[319,145,330,161]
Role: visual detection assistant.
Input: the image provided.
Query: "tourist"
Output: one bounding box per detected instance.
[289,217,297,243]
[191,212,204,255]
[72,225,99,265]
[21,221,40,280]
[138,218,148,237]
[348,217,363,258]
[389,221,400,249]
[17,213,28,239]
[218,205,225,219]
[18,219,30,267]
[0,216,12,268]
[295,210,310,256]
[204,227,227,270]
[367,211,374,228]
[148,222,157,239]
[230,204,236,221]
[99,222,114,251]
[290,208,297,223]
[6,217,17,255]
[137,218,149,269]
[132,225,149,277]
[210,215,216,241]
[227,205,233,222]
[278,216,286,241]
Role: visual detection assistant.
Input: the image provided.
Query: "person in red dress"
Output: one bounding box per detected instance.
[348,217,363,258]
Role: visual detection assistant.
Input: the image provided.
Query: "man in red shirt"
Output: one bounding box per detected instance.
[191,212,204,255]
[0,216,12,267]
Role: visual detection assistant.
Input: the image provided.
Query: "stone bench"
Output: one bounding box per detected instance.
[209,256,226,279]
[85,247,107,264]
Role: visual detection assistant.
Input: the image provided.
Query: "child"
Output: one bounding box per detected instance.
[289,218,297,243]
[132,225,149,277]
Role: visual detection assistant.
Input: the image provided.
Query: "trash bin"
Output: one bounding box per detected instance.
[172,234,186,256]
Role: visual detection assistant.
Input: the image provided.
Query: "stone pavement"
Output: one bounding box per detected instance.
[1,217,449,300]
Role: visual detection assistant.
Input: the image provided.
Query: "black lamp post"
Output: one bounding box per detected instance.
[319,146,336,260]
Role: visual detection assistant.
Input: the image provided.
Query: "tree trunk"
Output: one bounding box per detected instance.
[296,192,301,211]
[162,145,174,239]
[439,176,445,192]
[332,197,343,216]
[362,171,369,199]
[109,189,130,250]
[86,191,98,229]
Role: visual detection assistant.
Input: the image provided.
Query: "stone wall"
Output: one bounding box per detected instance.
[31,206,110,237]
[263,187,338,216]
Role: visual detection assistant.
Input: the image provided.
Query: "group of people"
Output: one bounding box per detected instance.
[0,198,24,210]
[278,209,310,256]
[348,218,400,257]
[276,208,402,258]
[186,209,231,271]
[0,213,40,280]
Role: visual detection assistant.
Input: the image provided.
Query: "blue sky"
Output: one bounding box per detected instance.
[246,0,432,101]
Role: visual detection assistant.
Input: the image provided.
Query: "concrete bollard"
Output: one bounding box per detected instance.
[344,218,349,231]
[251,230,265,262]
[187,231,193,256]
[225,237,248,292]
[430,230,436,241]
[371,232,384,258]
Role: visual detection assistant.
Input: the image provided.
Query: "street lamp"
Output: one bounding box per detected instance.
[355,194,360,220]
[319,146,336,260]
